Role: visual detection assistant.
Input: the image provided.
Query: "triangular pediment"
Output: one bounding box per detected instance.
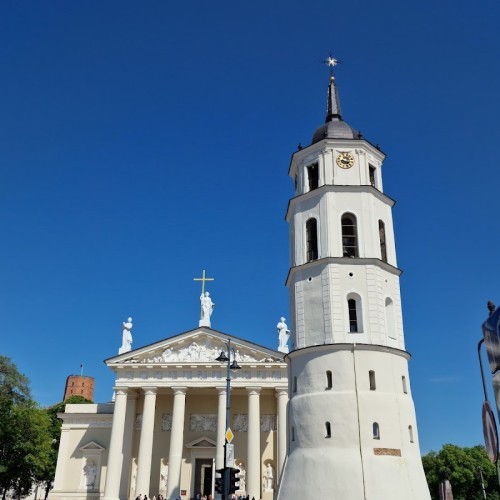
[105,327,284,366]
[185,436,217,448]
[79,441,105,451]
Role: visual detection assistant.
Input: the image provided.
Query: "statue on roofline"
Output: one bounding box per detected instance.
[119,317,133,354]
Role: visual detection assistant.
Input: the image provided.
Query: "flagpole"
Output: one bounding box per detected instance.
[80,363,84,377]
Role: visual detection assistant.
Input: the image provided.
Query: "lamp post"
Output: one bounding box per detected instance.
[215,339,241,500]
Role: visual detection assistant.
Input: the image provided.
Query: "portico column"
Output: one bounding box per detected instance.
[103,387,129,500]
[166,387,187,500]
[135,387,157,498]
[246,387,261,500]
[276,389,288,481]
[215,387,226,470]
[121,392,137,499]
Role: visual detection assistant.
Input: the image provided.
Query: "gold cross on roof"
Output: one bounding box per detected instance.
[193,269,215,295]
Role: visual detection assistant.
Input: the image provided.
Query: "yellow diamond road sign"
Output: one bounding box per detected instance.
[225,427,234,443]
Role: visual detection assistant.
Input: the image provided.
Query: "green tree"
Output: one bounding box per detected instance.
[423,443,500,500]
[0,356,52,499]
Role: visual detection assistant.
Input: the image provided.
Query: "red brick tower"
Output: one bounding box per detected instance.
[63,375,95,401]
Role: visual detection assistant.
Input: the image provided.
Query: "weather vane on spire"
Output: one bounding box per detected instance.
[324,54,340,78]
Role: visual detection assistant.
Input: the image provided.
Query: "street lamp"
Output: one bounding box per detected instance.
[215,339,241,499]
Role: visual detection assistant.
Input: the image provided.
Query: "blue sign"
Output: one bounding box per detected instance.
[482,307,500,374]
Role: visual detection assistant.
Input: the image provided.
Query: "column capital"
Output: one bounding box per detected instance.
[113,386,128,396]
[171,386,188,396]
[143,386,158,396]
[246,386,261,395]
[275,388,288,398]
[216,386,227,394]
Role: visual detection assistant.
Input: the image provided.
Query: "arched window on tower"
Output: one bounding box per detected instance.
[341,214,358,257]
[369,165,377,188]
[373,422,380,440]
[385,297,397,340]
[369,370,376,390]
[402,376,408,394]
[348,299,358,332]
[409,425,414,443]
[379,220,387,263]
[326,371,332,390]
[347,293,363,333]
[306,218,318,262]
[307,163,319,191]
[325,422,332,438]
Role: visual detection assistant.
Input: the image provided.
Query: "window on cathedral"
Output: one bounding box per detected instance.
[348,299,358,333]
[291,426,295,441]
[385,297,397,339]
[379,220,387,263]
[409,425,414,443]
[307,163,319,191]
[294,174,298,192]
[325,422,331,438]
[402,376,408,394]
[369,165,376,188]
[293,376,297,393]
[341,214,358,257]
[369,370,376,390]
[306,219,318,262]
[373,422,380,440]
[326,371,332,390]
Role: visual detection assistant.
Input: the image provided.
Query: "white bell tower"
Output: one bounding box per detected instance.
[276,69,431,499]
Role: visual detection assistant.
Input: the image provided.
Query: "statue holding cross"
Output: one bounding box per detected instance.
[194,270,215,327]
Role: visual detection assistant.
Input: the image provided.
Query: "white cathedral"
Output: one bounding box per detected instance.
[52,69,430,500]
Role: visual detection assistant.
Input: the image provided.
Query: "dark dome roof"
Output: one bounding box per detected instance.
[312,118,358,143]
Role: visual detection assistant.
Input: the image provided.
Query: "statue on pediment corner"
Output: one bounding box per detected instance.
[277,317,290,354]
[119,317,133,355]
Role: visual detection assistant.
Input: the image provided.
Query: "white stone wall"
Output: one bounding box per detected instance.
[278,345,429,500]
[288,190,396,267]
[289,261,404,350]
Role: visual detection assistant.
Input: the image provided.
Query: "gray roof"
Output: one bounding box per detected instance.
[311,76,359,144]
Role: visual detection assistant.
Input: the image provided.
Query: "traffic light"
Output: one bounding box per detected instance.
[215,468,225,494]
[228,467,240,494]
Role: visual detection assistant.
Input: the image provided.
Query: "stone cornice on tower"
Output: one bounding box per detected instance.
[285,257,402,288]
[285,184,396,222]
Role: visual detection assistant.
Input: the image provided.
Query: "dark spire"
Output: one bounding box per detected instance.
[325,76,342,122]
[311,74,358,144]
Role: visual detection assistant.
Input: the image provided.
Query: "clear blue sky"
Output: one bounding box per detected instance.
[1,0,499,455]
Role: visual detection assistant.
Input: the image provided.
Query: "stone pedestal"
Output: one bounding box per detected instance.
[262,489,274,500]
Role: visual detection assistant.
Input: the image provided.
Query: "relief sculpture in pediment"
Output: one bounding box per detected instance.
[140,340,266,364]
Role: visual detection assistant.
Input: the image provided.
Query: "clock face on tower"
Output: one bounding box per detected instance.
[336,152,355,169]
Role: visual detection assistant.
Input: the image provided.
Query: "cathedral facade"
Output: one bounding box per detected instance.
[52,327,287,500]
